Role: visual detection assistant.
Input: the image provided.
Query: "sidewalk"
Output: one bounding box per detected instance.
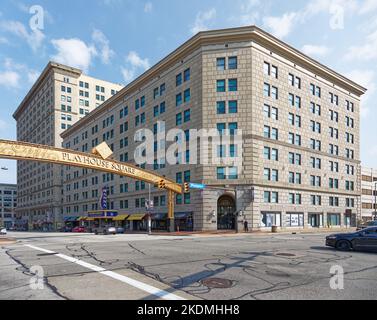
[150,227,357,237]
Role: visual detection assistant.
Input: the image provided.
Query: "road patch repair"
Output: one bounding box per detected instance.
[24,244,193,300]
[0,237,16,245]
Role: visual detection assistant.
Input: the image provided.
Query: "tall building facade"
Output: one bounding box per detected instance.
[60,26,366,231]
[361,166,377,221]
[13,62,123,230]
[0,183,17,229]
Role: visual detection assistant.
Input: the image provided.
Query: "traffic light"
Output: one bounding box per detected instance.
[158,180,166,189]
[184,182,190,193]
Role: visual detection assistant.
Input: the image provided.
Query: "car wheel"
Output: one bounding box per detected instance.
[336,240,352,251]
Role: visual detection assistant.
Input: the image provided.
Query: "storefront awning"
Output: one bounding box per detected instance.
[113,214,129,221]
[87,211,118,219]
[175,212,193,219]
[151,213,167,220]
[126,214,145,221]
[64,216,80,222]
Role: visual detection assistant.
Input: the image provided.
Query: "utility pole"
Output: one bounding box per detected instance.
[147,183,152,235]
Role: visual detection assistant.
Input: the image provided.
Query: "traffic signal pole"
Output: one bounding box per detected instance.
[168,190,175,232]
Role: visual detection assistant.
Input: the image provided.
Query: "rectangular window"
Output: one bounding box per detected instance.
[184,68,190,81]
[176,73,182,86]
[271,86,278,99]
[217,58,226,71]
[217,101,226,114]
[264,62,270,75]
[228,79,238,92]
[176,113,182,126]
[264,83,270,97]
[217,167,226,179]
[184,89,191,103]
[271,65,278,79]
[228,56,237,70]
[184,109,190,122]
[176,93,182,106]
[217,80,226,92]
[229,100,238,113]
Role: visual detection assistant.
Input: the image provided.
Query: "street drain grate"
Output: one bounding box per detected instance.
[276,253,296,257]
[201,278,233,289]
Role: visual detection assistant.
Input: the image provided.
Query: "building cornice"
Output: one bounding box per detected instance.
[13,62,82,120]
[61,25,367,139]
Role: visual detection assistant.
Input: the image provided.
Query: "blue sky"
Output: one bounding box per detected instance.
[1,0,377,184]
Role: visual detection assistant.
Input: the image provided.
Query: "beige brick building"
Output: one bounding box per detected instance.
[0,183,17,229]
[13,62,123,230]
[60,26,366,232]
[361,166,377,221]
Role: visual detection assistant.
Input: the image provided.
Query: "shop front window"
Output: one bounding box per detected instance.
[261,212,281,227]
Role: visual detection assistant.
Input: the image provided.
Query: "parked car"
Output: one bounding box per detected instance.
[93,226,117,235]
[72,226,86,233]
[0,228,7,235]
[326,227,377,251]
[116,227,125,234]
[59,226,73,232]
[357,220,377,231]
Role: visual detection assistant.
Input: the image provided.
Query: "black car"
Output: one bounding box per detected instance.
[326,227,377,251]
[356,220,377,231]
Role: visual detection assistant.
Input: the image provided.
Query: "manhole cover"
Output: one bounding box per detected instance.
[201,278,233,288]
[276,253,296,257]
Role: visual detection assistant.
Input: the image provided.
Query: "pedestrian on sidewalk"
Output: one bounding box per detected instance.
[244,220,249,232]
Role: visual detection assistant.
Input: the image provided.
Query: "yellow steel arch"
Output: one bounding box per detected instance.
[0,139,182,194]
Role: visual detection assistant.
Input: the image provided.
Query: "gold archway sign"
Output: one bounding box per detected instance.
[0,139,182,231]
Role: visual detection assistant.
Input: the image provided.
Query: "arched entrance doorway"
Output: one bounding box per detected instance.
[217,195,236,230]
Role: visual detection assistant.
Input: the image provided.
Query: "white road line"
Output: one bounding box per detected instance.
[24,244,186,300]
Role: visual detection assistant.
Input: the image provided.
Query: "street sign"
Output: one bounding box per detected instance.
[189,183,206,190]
[146,200,154,210]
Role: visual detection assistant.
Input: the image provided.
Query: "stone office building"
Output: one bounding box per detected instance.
[361,166,377,221]
[60,26,366,231]
[13,62,123,230]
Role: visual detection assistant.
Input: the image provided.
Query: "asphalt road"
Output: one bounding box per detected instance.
[1,231,376,300]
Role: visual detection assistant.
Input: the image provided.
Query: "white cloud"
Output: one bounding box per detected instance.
[121,51,150,84]
[190,8,216,34]
[262,0,358,39]
[51,38,97,72]
[359,0,377,15]
[346,69,375,118]
[302,44,331,57]
[126,51,150,70]
[344,29,377,61]
[27,70,40,83]
[121,68,135,83]
[92,29,114,64]
[0,37,8,44]
[0,71,20,88]
[144,2,153,13]
[238,0,260,25]
[1,58,39,86]
[0,20,45,52]
[263,12,297,39]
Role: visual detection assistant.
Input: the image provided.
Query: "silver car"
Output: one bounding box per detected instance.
[93,226,116,235]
